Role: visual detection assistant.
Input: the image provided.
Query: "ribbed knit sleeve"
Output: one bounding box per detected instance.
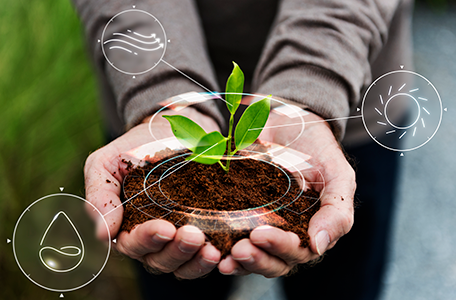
[253,0,402,140]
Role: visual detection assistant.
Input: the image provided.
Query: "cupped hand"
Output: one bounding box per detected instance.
[218,110,356,277]
[84,107,222,279]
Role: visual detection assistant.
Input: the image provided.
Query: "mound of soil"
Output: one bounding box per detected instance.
[120,148,320,257]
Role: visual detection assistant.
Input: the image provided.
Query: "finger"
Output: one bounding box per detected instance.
[115,219,176,259]
[230,239,291,278]
[173,242,221,279]
[250,226,318,264]
[84,148,126,241]
[307,130,356,255]
[218,255,251,276]
[308,190,355,256]
[142,225,205,273]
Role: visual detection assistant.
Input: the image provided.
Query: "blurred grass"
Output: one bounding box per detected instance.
[0,0,140,299]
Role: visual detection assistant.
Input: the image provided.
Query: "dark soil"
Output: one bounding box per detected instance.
[120,148,320,257]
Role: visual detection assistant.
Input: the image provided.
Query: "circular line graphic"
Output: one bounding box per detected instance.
[361,70,443,152]
[152,153,293,216]
[148,92,307,151]
[384,93,420,130]
[101,9,167,75]
[122,146,324,232]
[12,193,111,293]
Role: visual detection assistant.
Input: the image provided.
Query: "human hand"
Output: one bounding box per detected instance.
[84,107,223,279]
[218,110,356,277]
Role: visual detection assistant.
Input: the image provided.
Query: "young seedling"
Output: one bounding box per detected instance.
[163,62,271,172]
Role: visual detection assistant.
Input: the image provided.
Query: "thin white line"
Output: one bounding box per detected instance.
[422,107,430,115]
[421,118,426,128]
[409,88,419,93]
[113,32,159,44]
[418,97,428,101]
[380,94,384,105]
[304,115,363,123]
[109,46,132,53]
[103,39,163,51]
[248,115,363,131]
[375,108,383,115]
[386,130,396,134]
[103,142,221,217]
[133,32,156,39]
[388,86,392,96]
[413,127,417,136]
[377,121,387,126]
[161,59,231,107]
[398,83,406,91]
[399,131,407,139]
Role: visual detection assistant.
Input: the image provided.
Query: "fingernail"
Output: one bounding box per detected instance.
[152,233,172,244]
[315,230,330,256]
[199,257,218,268]
[178,239,202,253]
[182,225,201,233]
[233,255,254,264]
[220,269,239,275]
[255,225,274,231]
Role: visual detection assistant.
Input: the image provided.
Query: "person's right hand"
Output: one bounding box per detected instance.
[218,109,356,277]
[84,106,222,279]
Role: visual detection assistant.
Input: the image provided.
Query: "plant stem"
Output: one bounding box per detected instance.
[225,114,235,172]
[218,161,228,171]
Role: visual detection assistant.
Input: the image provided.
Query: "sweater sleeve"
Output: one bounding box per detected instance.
[252,0,402,140]
[71,0,223,130]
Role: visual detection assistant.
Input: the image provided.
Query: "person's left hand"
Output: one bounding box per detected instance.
[84,106,223,279]
[218,110,356,277]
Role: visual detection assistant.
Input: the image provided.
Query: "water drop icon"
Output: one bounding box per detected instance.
[39,211,84,273]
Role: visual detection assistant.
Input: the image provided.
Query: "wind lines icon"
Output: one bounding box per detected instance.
[104,30,164,56]
[38,211,85,273]
[100,9,168,75]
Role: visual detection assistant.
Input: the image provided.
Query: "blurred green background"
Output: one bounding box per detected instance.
[0,0,454,299]
[0,0,140,299]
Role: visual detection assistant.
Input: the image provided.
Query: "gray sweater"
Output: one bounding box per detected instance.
[72,0,413,145]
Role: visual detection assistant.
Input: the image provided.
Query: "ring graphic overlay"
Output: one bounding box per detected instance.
[362,70,442,151]
[149,92,308,150]
[122,140,324,232]
[12,194,110,292]
[114,92,322,231]
[101,9,167,75]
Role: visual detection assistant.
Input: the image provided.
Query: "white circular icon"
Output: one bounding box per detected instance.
[362,70,442,151]
[101,9,167,75]
[12,193,111,292]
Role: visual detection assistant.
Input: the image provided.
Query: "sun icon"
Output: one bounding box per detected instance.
[362,70,442,152]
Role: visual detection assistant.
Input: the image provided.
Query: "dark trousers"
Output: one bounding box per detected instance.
[135,140,399,300]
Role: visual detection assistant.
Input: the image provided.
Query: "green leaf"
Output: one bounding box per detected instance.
[225,62,244,115]
[187,131,227,164]
[162,115,207,151]
[234,96,271,151]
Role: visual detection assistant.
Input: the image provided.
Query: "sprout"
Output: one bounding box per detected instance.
[163,62,270,173]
